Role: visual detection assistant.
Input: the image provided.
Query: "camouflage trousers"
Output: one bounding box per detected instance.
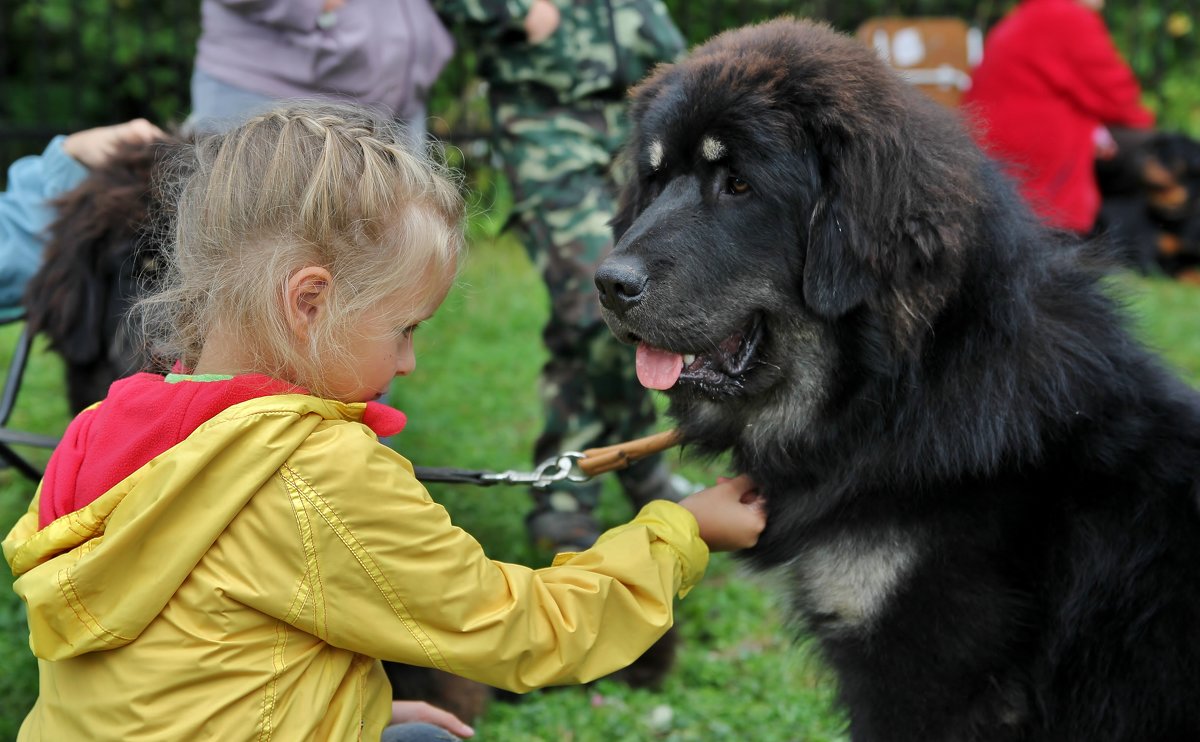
[490,95,671,524]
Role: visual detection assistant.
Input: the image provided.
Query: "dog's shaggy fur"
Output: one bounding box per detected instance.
[597,19,1200,741]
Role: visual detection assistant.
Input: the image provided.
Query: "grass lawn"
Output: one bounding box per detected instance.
[2,234,1198,741]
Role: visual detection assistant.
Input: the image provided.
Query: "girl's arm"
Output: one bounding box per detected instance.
[220,432,711,692]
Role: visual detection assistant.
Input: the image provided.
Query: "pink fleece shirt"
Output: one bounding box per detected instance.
[38,373,407,528]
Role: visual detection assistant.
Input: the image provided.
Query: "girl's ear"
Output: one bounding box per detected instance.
[285,266,334,340]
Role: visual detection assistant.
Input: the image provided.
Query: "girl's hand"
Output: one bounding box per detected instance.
[679,474,766,551]
[390,700,475,738]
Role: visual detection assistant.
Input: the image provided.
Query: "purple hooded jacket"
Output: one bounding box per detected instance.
[195,0,454,120]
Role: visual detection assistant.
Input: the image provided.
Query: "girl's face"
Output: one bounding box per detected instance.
[341,316,420,403]
[331,282,450,403]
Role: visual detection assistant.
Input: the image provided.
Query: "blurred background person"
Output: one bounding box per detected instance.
[961,0,1154,235]
[432,0,691,560]
[187,0,454,142]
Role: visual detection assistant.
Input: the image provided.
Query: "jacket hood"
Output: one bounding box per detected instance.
[3,378,406,660]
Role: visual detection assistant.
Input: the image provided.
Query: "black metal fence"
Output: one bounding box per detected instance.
[2,0,1198,172]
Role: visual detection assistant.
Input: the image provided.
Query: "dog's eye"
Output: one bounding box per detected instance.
[725,175,751,195]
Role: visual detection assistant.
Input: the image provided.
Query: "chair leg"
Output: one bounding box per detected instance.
[0,324,33,427]
[0,322,56,482]
[0,442,44,482]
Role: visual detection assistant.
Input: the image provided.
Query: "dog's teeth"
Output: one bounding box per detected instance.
[683,354,696,367]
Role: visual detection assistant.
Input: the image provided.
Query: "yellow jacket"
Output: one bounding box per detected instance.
[3,392,708,740]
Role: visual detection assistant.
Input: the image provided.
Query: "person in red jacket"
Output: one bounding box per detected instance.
[961,0,1154,234]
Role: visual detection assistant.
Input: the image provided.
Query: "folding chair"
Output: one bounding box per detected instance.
[0,309,61,482]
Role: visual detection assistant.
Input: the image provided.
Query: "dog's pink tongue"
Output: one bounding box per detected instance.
[636,343,683,390]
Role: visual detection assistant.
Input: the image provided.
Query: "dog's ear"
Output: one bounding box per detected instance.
[801,111,946,320]
[804,110,977,360]
[803,178,876,319]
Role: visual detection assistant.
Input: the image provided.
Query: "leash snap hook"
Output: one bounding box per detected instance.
[479,452,589,488]
[530,451,589,489]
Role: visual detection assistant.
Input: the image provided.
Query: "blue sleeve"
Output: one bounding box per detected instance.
[0,135,89,312]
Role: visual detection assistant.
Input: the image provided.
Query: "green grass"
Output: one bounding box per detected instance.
[1117,273,1200,382]
[2,237,1199,741]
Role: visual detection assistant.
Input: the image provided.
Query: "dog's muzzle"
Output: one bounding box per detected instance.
[595,254,649,317]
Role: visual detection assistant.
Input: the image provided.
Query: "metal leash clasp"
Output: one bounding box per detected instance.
[479,451,591,489]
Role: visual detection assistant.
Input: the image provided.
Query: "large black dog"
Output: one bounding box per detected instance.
[596,19,1200,741]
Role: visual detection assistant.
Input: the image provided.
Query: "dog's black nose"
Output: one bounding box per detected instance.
[595,255,649,315]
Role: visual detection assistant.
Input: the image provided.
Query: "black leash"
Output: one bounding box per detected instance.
[411,430,682,489]
[411,466,511,487]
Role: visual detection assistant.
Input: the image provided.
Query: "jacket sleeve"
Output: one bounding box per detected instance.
[0,136,88,312]
[1052,7,1154,128]
[222,426,708,693]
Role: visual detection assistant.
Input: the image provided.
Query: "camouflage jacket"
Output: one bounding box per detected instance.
[433,0,685,104]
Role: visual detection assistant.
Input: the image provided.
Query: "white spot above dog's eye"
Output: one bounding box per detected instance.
[701,136,726,162]
[648,140,664,171]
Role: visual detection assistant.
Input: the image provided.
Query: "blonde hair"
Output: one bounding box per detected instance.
[137,101,466,398]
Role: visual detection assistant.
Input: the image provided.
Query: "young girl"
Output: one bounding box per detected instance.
[2,102,765,741]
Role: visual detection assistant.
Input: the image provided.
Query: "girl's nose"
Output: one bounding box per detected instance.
[396,341,416,376]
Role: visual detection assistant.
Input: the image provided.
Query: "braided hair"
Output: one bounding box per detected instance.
[134,101,466,398]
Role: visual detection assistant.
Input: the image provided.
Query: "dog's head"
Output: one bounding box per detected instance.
[1148,132,1200,266]
[596,19,990,445]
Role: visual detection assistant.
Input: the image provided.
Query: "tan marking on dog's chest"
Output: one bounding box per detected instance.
[791,531,920,632]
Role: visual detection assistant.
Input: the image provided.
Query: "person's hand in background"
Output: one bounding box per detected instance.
[62,119,166,170]
[524,0,561,44]
[1093,125,1119,160]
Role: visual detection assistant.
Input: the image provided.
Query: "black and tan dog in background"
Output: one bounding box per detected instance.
[1096,125,1200,279]
[597,18,1200,742]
